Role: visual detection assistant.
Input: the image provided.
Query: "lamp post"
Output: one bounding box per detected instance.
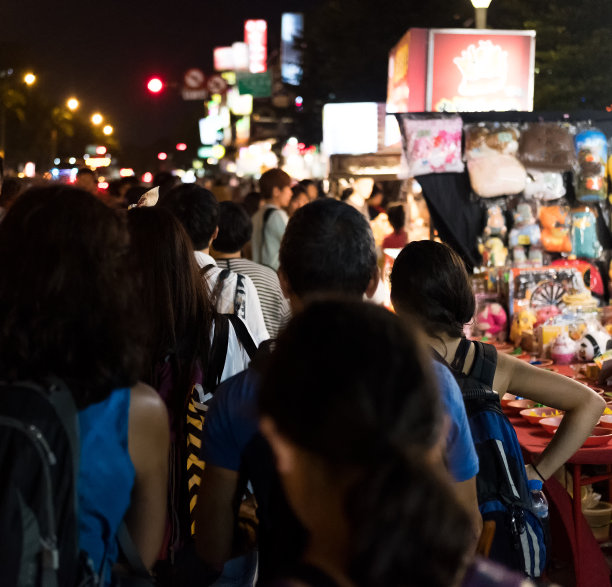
[471,0,492,29]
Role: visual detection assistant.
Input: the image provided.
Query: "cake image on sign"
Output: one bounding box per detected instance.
[453,40,508,96]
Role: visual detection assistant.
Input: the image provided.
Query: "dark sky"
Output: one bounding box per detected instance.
[1,0,317,151]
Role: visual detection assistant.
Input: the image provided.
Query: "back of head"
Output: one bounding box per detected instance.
[387,204,405,232]
[391,240,475,338]
[0,186,143,407]
[279,199,377,299]
[153,171,180,199]
[159,183,219,250]
[259,168,291,200]
[242,191,261,217]
[260,299,470,587]
[213,201,252,254]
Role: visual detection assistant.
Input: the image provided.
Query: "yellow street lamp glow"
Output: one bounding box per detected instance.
[471,0,493,28]
[66,98,80,111]
[102,125,114,136]
[23,73,36,86]
[91,113,103,125]
[471,0,492,6]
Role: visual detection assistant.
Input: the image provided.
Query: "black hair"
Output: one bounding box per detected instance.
[124,186,149,208]
[159,184,219,250]
[242,191,261,217]
[153,171,180,199]
[259,299,471,587]
[212,201,253,253]
[0,186,144,408]
[390,240,475,339]
[0,177,28,209]
[279,199,377,298]
[387,204,406,233]
[340,187,353,202]
[76,167,95,178]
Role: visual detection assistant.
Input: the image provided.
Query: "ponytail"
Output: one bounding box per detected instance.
[344,452,471,587]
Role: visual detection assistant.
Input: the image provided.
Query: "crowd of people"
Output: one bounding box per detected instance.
[0,162,606,587]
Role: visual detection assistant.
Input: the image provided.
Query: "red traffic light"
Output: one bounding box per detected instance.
[147,77,164,93]
[176,143,187,151]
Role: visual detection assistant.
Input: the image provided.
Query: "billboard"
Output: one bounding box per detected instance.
[245,19,268,73]
[281,13,304,85]
[427,29,535,112]
[387,28,535,113]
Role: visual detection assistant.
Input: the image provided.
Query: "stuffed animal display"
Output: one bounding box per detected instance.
[476,302,508,340]
[539,205,572,253]
[571,209,601,259]
[575,128,607,203]
[577,328,612,361]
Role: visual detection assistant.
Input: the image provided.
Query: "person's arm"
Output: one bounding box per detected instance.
[454,476,482,553]
[494,353,605,480]
[194,465,243,570]
[124,381,170,569]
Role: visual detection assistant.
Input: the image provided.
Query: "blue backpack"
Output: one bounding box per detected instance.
[437,339,547,578]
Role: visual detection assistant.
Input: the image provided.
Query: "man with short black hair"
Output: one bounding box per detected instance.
[212,201,290,338]
[251,168,292,270]
[160,184,268,342]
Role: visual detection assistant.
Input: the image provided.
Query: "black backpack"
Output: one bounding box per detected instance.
[435,339,547,578]
[0,378,96,587]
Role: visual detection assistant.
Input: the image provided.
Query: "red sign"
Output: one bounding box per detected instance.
[386,28,535,113]
[245,19,267,73]
[427,29,535,112]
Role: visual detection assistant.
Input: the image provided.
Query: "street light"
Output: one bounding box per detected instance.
[66,97,80,111]
[147,77,164,94]
[102,125,113,136]
[471,0,492,29]
[23,73,36,86]
[91,112,103,125]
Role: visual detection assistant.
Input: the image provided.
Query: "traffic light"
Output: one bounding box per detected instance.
[147,77,164,94]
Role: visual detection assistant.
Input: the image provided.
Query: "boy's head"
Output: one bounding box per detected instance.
[387,204,406,233]
[212,201,253,254]
[259,168,292,208]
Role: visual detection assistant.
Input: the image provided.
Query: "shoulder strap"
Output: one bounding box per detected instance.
[200,264,215,276]
[450,338,471,372]
[234,273,246,316]
[116,521,154,584]
[204,314,231,392]
[208,268,230,308]
[469,341,498,388]
[263,206,276,228]
[227,313,258,359]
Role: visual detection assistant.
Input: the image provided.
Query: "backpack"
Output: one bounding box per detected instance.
[436,339,547,578]
[0,378,97,587]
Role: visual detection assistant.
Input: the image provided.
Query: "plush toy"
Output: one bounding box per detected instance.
[510,308,537,346]
[483,204,507,240]
[575,128,607,203]
[509,202,541,264]
[551,333,576,364]
[571,209,601,259]
[539,205,572,253]
[535,304,561,327]
[483,237,508,267]
[476,302,508,340]
[577,328,612,361]
[468,154,527,198]
[524,170,566,201]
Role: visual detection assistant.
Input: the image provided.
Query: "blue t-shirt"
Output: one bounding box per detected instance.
[202,362,478,483]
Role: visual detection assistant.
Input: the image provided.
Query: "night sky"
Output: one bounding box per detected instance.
[1,0,316,150]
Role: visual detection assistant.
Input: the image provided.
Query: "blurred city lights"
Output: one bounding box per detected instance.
[158,152,167,161]
[91,113,103,125]
[53,158,61,165]
[147,77,164,93]
[23,73,36,86]
[66,98,80,111]
[119,168,135,177]
[142,172,153,183]
[176,143,187,151]
[102,125,113,136]
[98,182,109,190]
[96,146,107,155]
[68,157,76,164]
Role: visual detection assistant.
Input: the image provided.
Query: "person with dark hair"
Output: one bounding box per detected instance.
[390,241,604,494]
[297,178,318,202]
[75,167,99,195]
[382,203,408,249]
[0,186,169,582]
[287,185,309,217]
[0,177,30,221]
[258,299,481,587]
[251,168,293,270]
[160,184,268,343]
[195,200,480,582]
[153,170,180,200]
[366,182,385,220]
[212,201,290,338]
[242,191,262,217]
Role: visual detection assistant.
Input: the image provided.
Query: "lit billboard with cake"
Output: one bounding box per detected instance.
[387,28,535,113]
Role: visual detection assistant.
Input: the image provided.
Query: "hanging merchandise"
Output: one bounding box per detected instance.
[575,128,607,203]
[475,302,508,341]
[509,200,541,263]
[468,154,527,198]
[518,122,576,172]
[464,123,520,160]
[571,207,602,259]
[399,116,464,176]
[482,237,508,268]
[539,204,572,254]
[524,169,566,201]
[482,203,507,240]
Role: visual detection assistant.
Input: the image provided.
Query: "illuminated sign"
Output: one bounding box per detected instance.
[245,19,267,73]
[428,29,535,112]
[232,42,250,71]
[281,13,303,85]
[85,157,111,169]
[228,88,253,115]
[214,47,234,72]
[387,28,535,113]
[322,103,380,155]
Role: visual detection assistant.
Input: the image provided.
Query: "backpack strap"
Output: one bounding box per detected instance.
[468,341,498,388]
[260,207,277,260]
[204,314,231,394]
[450,338,471,373]
[116,521,154,585]
[227,313,258,359]
[201,265,231,309]
[234,273,247,317]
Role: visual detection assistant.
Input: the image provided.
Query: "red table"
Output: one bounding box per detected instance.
[510,413,612,586]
